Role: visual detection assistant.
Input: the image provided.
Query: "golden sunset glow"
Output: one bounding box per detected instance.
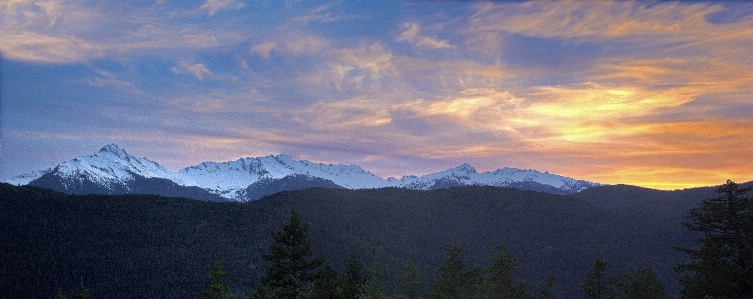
[2,1,753,189]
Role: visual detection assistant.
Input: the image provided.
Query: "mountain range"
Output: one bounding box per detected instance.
[6,144,602,201]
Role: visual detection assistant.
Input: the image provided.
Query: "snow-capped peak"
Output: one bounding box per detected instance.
[5,169,50,186]
[449,163,477,174]
[99,143,129,158]
[50,144,170,187]
[6,144,604,201]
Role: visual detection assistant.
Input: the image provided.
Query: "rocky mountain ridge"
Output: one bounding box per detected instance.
[7,144,603,201]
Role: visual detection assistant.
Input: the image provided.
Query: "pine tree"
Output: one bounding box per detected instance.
[535,276,559,299]
[203,260,235,299]
[614,268,666,299]
[675,180,753,299]
[357,261,386,299]
[430,239,482,299]
[578,260,615,299]
[397,258,424,299]
[311,264,344,299]
[260,211,324,299]
[482,244,531,299]
[53,287,67,299]
[70,281,90,299]
[343,250,367,299]
[248,285,269,299]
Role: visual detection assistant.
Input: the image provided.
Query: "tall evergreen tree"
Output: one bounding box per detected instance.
[343,250,367,299]
[430,239,482,299]
[397,258,424,299]
[203,260,235,299]
[482,244,531,299]
[535,276,559,299]
[53,287,67,299]
[248,285,269,299]
[675,180,753,299]
[578,260,615,299]
[260,211,324,299]
[311,264,344,299]
[614,268,666,299]
[70,281,90,299]
[357,261,387,299]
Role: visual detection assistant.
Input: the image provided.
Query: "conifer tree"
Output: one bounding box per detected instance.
[260,211,324,299]
[675,180,753,298]
[203,260,235,299]
[482,244,531,299]
[357,261,386,299]
[614,268,666,299]
[53,287,67,299]
[248,285,269,299]
[430,239,481,299]
[311,264,344,299]
[578,260,615,299]
[397,258,424,299]
[343,250,367,299]
[535,276,559,299]
[70,281,90,299]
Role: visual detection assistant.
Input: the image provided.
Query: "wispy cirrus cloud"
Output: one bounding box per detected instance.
[171,61,212,80]
[0,1,245,63]
[468,1,730,41]
[289,3,347,25]
[200,0,244,16]
[295,97,393,130]
[396,22,451,49]
[85,70,144,95]
[250,41,277,58]
[251,35,400,94]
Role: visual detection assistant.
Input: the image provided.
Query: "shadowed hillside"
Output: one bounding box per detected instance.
[1,182,714,298]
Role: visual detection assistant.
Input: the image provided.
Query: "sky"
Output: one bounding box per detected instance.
[2,0,753,190]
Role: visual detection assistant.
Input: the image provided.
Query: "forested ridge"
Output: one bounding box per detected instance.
[1,182,747,298]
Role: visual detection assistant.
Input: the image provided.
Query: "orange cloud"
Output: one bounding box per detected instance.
[468,1,729,41]
[297,97,393,130]
[386,78,753,189]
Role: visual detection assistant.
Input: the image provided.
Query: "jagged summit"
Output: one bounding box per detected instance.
[99,143,124,153]
[6,144,604,201]
[449,163,477,173]
[96,143,137,161]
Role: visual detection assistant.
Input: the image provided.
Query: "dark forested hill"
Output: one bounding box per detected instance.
[0,182,713,298]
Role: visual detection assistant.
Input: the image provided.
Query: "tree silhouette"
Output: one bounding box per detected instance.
[202,260,235,299]
[675,180,753,298]
[430,239,481,299]
[397,258,424,299]
[482,244,531,299]
[614,268,666,299]
[578,260,614,299]
[343,250,367,299]
[260,211,324,299]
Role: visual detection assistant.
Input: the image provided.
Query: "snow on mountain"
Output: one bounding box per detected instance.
[5,169,50,186]
[168,154,394,199]
[5,144,603,201]
[393,163,597,192]
[48,144,171,188]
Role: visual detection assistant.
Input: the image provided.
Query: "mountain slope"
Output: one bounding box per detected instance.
[242,174,345,201]
[22,144,225,201]
[8,144,603,201]
[0,183,703,299]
